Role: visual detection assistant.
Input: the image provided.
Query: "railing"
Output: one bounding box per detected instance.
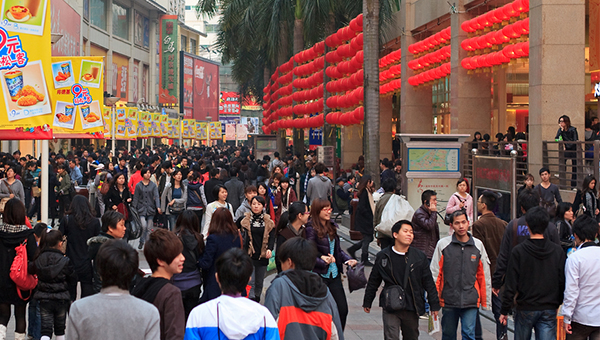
[542,140,600,191]
[462,141,529,185]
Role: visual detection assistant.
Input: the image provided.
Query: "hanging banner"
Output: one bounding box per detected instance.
[196,121,206,140]
[241,117,259,134]
[125,107,138,139]
[102,106,111,138]
[172,119,180,139]
[181,119,195,139]
[167,118,175,138]
[219,91,240,115]
[150,112,160,137]
[181,52,193,118]
[0,1,53,140]
[209,121,221,139]
[236,123,248,141]
[225,123,236,141]
[138,110,150,138]
[159,114,168,137]
[51,56,104,138]
[193,57,219,121]
[159,15,178,104]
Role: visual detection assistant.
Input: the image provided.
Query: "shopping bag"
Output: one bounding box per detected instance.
[375,195,415,237]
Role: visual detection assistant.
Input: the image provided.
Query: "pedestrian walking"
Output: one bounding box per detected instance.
[275,202,308,273]
[306,163,332,205]
[202,185,234,237]
[411,190,440,260]
[554,202,576,254]
[535,167,562,218]
[347,175,375,266]
[103,172,132,227]
[445,178,473,227]
[555,115,579,188]
[186,171,207,225]
[234,185,257,220]
[0,166,26,205]
[161,169,187,231]
[88,210,126,293]
[363,220,440,340]
[132,168,162,249]
[257,183,276,222]
[225,168,245,213]
[274,177,297,225]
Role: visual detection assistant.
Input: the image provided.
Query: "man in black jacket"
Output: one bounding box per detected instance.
[363,220,440,340]
[499,207,565,340]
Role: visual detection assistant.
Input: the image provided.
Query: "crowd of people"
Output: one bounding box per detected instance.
[0,141,598,340]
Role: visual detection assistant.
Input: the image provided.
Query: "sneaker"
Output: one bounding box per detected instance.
[138,242,144,250]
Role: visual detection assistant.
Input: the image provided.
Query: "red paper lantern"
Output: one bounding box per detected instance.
[512,0,525,13]
[462,19,474,33]
[503,44,516,59]
[503,3,518,18]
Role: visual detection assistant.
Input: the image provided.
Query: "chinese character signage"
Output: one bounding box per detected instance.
[159,15,178,104]
[219,91,240,115]
[0,0,53,140]
[193,57,219,121]
[51,56,104,138]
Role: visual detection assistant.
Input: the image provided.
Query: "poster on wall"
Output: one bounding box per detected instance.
[159,15,178,104]
[50,0,80,56]
[236,124,248,140]
[219,92,240,115]
[0,3,54,140]
[193,57,219,121]
[225,124,235,141]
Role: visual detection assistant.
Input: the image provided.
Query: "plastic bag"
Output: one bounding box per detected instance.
[375,195,415,237]
[347,263,367,293]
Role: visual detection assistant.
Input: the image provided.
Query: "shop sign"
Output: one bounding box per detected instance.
[159,15,178,104]
[219,91,240,115]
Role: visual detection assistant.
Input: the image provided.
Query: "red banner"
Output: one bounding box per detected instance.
[181,53,193,118]
[193,58,219,121]
[219,91,240,115]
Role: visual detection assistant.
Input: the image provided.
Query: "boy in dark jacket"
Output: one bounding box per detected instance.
[132,229,185,340]
[363,220,440,340]
[265,237,344,340]
[499,207,566,340]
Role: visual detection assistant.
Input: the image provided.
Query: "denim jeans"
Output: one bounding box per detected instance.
[39,299,70,337]
[139,215,154,245]
[27,298,41,340]
[514,309,557,340]
[441,307,478,340]
[167,213,179,232]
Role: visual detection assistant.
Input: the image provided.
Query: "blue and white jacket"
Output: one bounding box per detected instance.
[185,295,280,340]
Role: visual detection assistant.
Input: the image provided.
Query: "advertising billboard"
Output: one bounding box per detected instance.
[159,15,178,104]
[180,52,193,118]
[193,57,219,121]
[219,91,240,115]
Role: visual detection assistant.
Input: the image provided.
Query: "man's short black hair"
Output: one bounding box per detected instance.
[381,178,396,193]
[314,163,326,174]
[572,214,599,242]
[391,220,413,235]
[539,167,550,175]
[525,206,550,235]
[161,161,173,170]
[230,167,239,177]
[216,248,253,295]
[450,210,468,224]
[101,210,124,233]
[421,190,436,205]
[519,188,540,212]
[277,237,318,271]
[97,240,138,290]
[480,191,498,211]
[209,168,220,178]
[274,152,280,158]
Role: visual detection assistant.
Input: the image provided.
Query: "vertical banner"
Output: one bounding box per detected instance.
[197,121,207,140]
[102,106,111,138]
[138,110,150,137]
[173,119,180,139]
[225,123,235,141]
[151,112,160,137]
[115,107,127,139]
[236,124,248,141]
[159,114,168,137]
[209,121,222,139]
[167,118,175,138]
[0,0,53,139]
[51,56,104,138]
[112,53,128,102]
[193,58,219,121]
[125,107,138,139]
[181,52,193,118]
[181,119,195,139]
[159,15,178,104]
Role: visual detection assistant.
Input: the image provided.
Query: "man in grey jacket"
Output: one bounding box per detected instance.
[67,240,160,340]
[225,168,245,213]
[306,163,332,206]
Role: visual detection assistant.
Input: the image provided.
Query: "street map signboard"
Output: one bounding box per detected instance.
[407,148,459,172]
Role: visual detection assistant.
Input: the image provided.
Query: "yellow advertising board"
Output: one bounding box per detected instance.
[209,121,222,139]
[151,113,161,137]
[197,122,207,140]
[172,119,180,139]
[0,1,53,139]
[125,107,138,139]
[102,106,111,138]
[138,111,151,138]
[167,118,174,138]
[51,56,104,138]
[182,119,195,139]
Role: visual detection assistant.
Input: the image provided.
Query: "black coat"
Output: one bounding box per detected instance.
[0,224,36,304]
[59,215,101,283]
[87,233,114,293]
[363,246,440,315]
[104,185,131,211]
[33,249,77,301]
[198,233,242,302]
[305,220,352,275]
[355,189,374,234]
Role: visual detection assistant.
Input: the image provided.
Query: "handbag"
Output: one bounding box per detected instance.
[32,186,41,198]
[117,202,130,221]
[347,262,367,293]
[127,205,143,240]
[382,256,409,312]
[0,179,13,213]
[444,194,466,226]
[10,240,38,300]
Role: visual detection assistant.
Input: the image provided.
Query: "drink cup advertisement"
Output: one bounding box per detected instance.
[151,113,160,137]
[159,114,168,137]
[197,122,207,140]
[1,0,48,36]
[182,119,195,138]
[116,108,126,121]
[116,122,125,138]
[209,121,221,139]
[138,111,150,137]
[172,119,180,139]
[0,2,53,140]
[51,57,104,138]
[79,59,102,88]
[102,106,111,138]
[125,107,138,139]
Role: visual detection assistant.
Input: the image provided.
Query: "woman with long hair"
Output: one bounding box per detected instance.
[236,196,275,302]
[172,210,205,319]
[161,169,188,231]
[274,177,297,225]
[198,208,242,303]
[186,171,207,225]
[306,199,357,330]
[257,182,276,222]
[132,167,162,249]
[555,115,579,187]
[347,175,375,265]
[58,195,101,298]
[580,175,599,220]
[202,184,234,236]
[275,201,309,273]
[554,202,575,254]
[104,172,132,223]
[0,199,37,340]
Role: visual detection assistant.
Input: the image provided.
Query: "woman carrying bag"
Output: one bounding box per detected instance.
[161,169,187,231]
[104,172,132,220]
[347,175,375,266]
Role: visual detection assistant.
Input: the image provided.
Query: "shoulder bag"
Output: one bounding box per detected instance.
[444,194,466,226]
[382,255,409,312]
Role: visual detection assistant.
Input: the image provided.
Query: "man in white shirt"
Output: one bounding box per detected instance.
[563,214,600,340]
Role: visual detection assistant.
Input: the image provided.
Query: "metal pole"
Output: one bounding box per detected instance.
[471,149,478,220]
[111,105,116,157]
[41,140,49,223]
[511,150,518,220]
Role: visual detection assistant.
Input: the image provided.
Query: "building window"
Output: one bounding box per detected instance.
[190,39,197,55]
[205,24,219,33]
[112,3,129,40]
[181,36,188,53]
[432,77,451,134]
[90,0,106,29]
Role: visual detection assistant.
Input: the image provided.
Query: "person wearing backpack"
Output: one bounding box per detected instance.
[32,229,77,340]
[0,198,37,340]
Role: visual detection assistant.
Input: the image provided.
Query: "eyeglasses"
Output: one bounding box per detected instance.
[323,207,333,212]
[303,211,311,215]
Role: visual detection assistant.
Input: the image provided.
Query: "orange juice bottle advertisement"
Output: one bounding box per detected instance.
[0,0,53,139]
[50,57,104,138]
[125,107,138,139]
